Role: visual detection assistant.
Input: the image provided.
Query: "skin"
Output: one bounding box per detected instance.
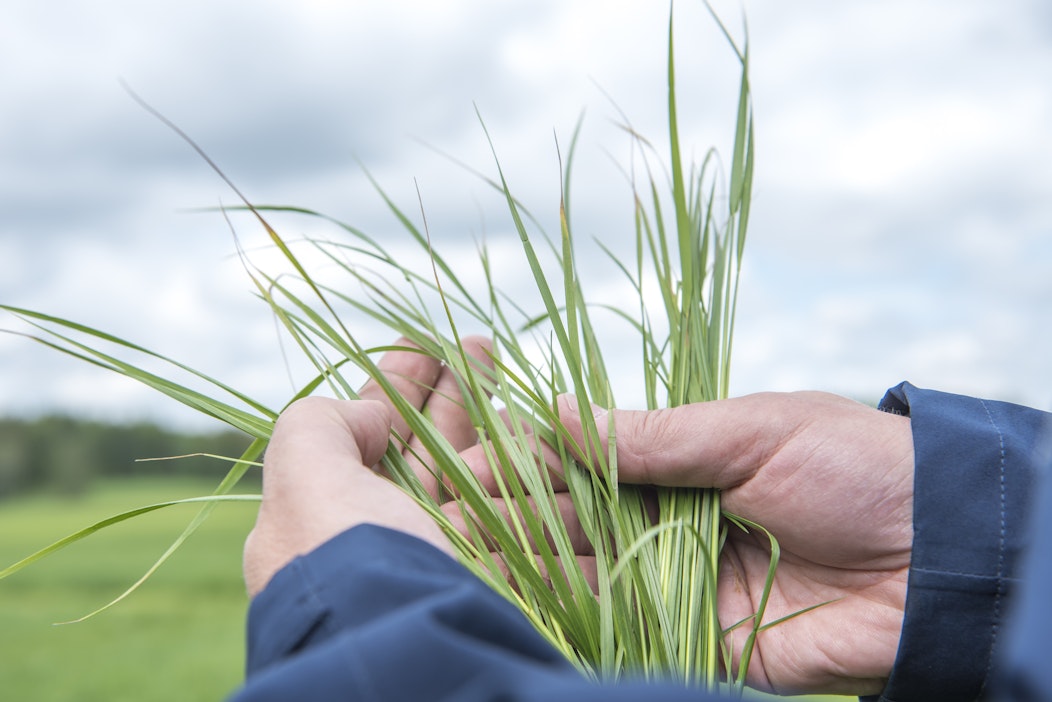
[243,339,913,697]
[551,393,913,696]
[243,336,493,597]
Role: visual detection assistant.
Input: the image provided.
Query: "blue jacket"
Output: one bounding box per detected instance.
[229,384,1052,701]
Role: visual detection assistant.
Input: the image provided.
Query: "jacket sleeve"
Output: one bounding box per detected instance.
[228,382,1052,702]
[227,524,716,702]
[870,382,1052,702]
[993,407,1052,699]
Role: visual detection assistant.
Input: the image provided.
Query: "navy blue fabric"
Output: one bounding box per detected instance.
[994,420,1052,700]
[230,526,712,702]
[872,383,1051,702]
[241,526,570,678]
[231,383,1052,702]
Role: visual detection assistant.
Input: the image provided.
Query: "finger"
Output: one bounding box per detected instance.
[434,336,496,453]
[264,397,393,505]
[454,431,569,498]
[357,337,443,443]
[405,336,495,472]
[440,491,594,557]
[556,392,810,489]
[457,402,574,497]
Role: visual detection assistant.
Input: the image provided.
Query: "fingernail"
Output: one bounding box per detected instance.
[564,394,579,413]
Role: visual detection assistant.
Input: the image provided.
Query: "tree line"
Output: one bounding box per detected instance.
[0,415,255,499]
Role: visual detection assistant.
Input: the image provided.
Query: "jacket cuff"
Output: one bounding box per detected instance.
[868,382,1047,701]
[245,524,478,674]
[237,524,581,701]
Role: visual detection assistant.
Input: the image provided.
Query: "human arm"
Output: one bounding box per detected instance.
[994,404,1052,700]
[233,342,722,702]
[871,383,1050,701]
[542,382,1051,698]
[236,346,1052,700]
[548,389,914,696]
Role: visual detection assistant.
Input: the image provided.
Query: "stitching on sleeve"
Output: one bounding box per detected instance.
[977,399,1007,698]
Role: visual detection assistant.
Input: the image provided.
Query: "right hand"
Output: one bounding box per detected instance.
[555,391,914,696]
[450,391,914,696]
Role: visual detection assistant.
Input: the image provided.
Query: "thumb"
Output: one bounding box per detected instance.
[556,394,768,489]
[264,398,393,502]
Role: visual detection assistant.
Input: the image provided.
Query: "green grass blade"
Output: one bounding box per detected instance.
[0,494,260,583]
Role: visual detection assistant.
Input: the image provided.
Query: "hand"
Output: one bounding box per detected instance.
[557,391,913,696]
[241,397,449,597]
[356,335,494,502]
[242,336,492,597]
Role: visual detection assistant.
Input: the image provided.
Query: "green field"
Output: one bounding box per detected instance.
[0,478,258,701]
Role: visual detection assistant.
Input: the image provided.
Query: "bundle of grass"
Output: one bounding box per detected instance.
[2,3,783,695]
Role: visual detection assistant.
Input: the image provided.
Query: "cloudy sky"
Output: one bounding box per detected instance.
[2,0,1050,430]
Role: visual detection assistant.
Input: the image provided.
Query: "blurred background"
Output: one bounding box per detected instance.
[1,0,1050,699]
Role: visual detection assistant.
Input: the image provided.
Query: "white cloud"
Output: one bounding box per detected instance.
[2,0,1051,430]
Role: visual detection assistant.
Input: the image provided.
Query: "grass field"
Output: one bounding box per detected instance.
[0,478,258,701]
[0,478,852,701]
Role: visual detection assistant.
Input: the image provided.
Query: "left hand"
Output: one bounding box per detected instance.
[242,336,492,597]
